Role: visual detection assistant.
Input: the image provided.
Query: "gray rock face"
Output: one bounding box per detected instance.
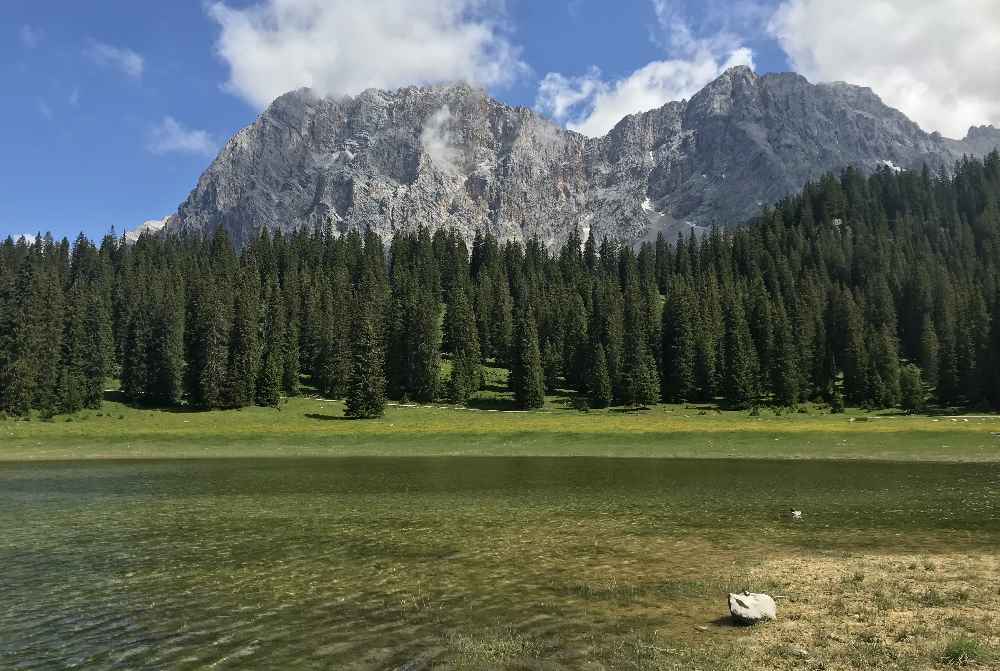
[728,591,777,625]
[168,66,1000,249]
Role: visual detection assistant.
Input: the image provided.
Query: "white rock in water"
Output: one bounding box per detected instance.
[728,591,777,625]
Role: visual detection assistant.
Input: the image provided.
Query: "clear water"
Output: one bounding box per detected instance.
[2,457,998,669]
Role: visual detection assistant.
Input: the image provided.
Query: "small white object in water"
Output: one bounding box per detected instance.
[789,509,803,520]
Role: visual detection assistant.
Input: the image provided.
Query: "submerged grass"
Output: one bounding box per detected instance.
[1,456,998,670]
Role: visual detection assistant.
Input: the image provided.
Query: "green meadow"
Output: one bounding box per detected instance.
[3,391,1000,462]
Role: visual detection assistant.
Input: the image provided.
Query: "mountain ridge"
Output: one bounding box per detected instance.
[160,66,1000,248]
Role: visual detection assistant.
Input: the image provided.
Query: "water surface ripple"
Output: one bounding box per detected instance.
[2,457,998,669]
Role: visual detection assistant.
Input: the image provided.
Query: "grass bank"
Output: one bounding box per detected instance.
[2,392,999,462]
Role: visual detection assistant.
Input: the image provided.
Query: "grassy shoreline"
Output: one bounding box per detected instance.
[3,395,999,462]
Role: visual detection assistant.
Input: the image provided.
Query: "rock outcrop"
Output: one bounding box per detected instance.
[728,591,777,625]
[165,66,1000,249]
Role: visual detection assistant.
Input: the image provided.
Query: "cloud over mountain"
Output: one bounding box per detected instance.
[208,0,526,109]
[536,0,756,137]
[770,0,1000,138]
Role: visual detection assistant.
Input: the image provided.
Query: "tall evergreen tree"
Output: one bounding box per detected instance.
[345,282,387,419]
[510,305,545,409]
[256,283,285,407]
[722,294,759,408]
[445,283,482,404]
[661,280,697,402]
[588,342,612,409]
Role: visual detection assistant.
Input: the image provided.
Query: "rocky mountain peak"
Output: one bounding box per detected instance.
[166,69,1000,249]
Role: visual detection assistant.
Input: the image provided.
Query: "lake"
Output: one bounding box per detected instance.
[2,457,998,669]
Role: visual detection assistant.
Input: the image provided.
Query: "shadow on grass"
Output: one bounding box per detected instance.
[305,413,353,421]
[103,390,206,414]
[708,615,744,628]
[466,397,518,411]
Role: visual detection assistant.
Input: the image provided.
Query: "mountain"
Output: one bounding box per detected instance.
[124,215,174,244]
[165,66,1000,248]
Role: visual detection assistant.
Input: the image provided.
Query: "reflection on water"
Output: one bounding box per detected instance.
[1,458,998,669]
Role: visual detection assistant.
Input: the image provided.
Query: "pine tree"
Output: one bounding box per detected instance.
[562,292,589,391]
[121,282,152,404]
[510,305,545,409]
[542,338,562,393]
[189,276,230,409]
[490,273,514,366]
[34,262,65,416]
[281,269,301,396]
[661,280,697,402]
[588,342,612,409]
[918,314,940,393]
[409,288,442,403]
[899,363,925,413]
[722,294,759,408]
[620,285,659,409]
[990,290,1000,410]
[223,266,261,408]
[445,284,482,404]
[345,283,387,419]
[0,260,40,416]
[866,324,901,408]
[256,283,285,407]
[840,289,868,406]
[771,300,800,406]
[150,275,186,406]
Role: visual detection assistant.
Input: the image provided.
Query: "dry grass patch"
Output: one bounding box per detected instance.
[727,553,1000,670]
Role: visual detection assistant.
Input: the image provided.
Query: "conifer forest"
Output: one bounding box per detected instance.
[3,156,1000,419]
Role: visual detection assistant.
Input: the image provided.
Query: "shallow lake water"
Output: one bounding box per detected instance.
[2,457,998,669]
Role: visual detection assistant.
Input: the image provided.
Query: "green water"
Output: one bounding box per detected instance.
[2,458,998,669]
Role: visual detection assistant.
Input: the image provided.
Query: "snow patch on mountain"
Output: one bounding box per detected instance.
[125,216,172,243]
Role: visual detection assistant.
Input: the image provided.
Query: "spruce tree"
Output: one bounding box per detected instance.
[621,285,659,409]
[899,363,925,413]
[445,285,481,404]
[588,342,612,409]
[1,260,39,416]
[281,269,301,396]
[408,288,442,403]
[510,305,545,409]
[866,324,901,408]
[490,273,514,366]
[542,338,562,393]
[771,301,800,406]
[918,314,940,393]
[722,294,759,409]
[150,276,186,406]
[256,283,285,407]
[661,280,697,402]
[990,290,1000,410]
[223,266,261,408]
[190,277,230,409]
[345,284,387,419]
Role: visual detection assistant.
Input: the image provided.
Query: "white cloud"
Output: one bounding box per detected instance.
[420,106,464,175]
[208,0,526,109]
[536,1,756,136]
[147,117,218,157]
[770,0,1000,138]
[20,25,40,49]
[37,100,54,121]
[85,40,144,79]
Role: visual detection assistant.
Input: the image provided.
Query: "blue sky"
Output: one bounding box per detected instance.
[3,0,998,242]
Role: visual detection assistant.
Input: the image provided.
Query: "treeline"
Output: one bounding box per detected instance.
[3,153,1000,418]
